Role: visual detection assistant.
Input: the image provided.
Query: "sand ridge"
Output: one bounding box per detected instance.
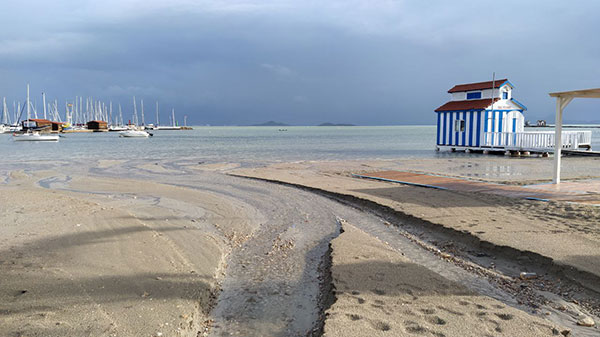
[324,221,564,336]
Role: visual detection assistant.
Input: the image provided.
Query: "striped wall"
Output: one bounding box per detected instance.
[436,110,524,147]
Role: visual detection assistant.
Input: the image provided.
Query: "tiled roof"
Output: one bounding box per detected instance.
[435,98,499,112]
[448,79,508,93]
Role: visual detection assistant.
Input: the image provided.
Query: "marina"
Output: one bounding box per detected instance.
[1,84,192,138]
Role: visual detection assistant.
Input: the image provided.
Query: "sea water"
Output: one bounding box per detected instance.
[1,126,600,164]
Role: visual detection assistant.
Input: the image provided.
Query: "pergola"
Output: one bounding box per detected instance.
[549,88,600,184]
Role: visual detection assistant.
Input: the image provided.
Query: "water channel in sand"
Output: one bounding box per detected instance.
[9,159,540,334]
[2,157,597,336]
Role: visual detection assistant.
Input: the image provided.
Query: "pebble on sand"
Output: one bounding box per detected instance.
[576,315,595,327]
[519,272,537,280]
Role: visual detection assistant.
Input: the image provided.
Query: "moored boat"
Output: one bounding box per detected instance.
[13,131,59,142]
[119,130,151,137]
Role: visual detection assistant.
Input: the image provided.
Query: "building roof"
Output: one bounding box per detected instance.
[435,98,499,112]
[448,79,509,93]
[88,120,107,123]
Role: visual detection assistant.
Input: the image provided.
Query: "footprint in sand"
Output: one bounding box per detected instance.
[404,321,426,334]
[425,316,447,325]
[494,313,513,321]
[404,321,445,336]
[370,320,392,331]
[346,313,361,321]
[372,289,386,295]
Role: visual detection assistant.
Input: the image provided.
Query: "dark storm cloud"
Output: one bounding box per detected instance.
[0,1,599,125]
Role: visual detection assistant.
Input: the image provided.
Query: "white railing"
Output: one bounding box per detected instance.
[483,130,592,151]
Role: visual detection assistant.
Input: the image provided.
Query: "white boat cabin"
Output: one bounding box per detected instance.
[435,79,591,153]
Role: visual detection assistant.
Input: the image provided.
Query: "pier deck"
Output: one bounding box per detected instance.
[354,171,600,205]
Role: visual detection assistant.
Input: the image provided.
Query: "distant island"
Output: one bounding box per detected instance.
[317,123,356,126]
[251,121,290,126]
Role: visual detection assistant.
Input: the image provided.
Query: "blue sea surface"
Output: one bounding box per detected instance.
[2,125,599,164]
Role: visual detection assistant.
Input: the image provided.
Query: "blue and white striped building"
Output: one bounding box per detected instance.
[435,79,528,151]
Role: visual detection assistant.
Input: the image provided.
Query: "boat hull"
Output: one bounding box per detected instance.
[13,134,59,141]
[119,130,150,138]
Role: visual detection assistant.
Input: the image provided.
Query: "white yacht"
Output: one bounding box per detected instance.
[119,129,151,138]
[13,131,59,142]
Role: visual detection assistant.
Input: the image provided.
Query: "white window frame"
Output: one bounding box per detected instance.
[454,119,465,132]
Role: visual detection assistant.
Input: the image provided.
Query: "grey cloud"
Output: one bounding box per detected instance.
[0,1,599,125]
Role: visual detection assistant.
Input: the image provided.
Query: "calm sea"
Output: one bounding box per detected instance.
[2,126,600,164]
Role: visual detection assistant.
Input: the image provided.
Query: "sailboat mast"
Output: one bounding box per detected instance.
[42,92,47,120]
[2,97,6,124]
[132,96,138,125]
[119,104,123,126]
[141,99,145,126]
[172,108,175,127]
[26,84,30,122]
[155,101,159,126]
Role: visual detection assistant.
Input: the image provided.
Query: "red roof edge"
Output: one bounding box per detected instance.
[435,98,499,112]
[448,79,508,93]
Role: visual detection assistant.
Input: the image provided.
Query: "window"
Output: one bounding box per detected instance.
[466,92,482,100]
[503,91,508,99]
[454,119,465,132]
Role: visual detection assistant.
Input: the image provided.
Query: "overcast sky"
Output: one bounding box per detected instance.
[1,1,599,125]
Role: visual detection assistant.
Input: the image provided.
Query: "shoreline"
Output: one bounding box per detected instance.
[1,157,598,336]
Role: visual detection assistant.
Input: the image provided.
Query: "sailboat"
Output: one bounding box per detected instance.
[13,85,59,142]
[155,108,181,130]
[0,97,20,133]
[118,97,151,137]
[108,104,128,131]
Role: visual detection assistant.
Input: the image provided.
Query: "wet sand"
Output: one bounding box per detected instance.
[233,158,600,335]
[1,157,599,336]
[232,159,600,283]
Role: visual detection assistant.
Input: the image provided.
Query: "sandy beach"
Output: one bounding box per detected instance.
[1,157,599,336]
[324,221,562,336]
